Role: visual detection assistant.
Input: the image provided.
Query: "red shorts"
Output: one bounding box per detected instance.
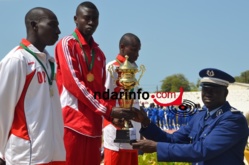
[38,162,65,165]
[64,128,102,165]
[104,148,138,165]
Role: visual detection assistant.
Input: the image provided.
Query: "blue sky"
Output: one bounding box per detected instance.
[0,0,248,92]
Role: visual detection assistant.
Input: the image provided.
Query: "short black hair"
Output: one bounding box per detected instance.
[76,1,99,15]
[25,7,54,29]
[119,33,141,47]
[25,7,50,25]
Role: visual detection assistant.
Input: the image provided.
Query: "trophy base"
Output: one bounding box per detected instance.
[114,128,137,144]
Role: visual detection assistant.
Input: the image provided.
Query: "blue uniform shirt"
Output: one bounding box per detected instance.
[140,101,248,165]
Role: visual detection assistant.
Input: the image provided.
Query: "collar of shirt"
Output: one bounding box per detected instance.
[114,54,137,67]
[20,38,54,63]
[74,28,98,48]
[207,105,223,116]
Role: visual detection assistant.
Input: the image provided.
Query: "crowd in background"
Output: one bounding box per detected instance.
[141,102,202,130]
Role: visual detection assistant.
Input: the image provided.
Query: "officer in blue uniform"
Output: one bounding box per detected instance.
[158,106,166,129]
[151,103,158,125]
[132,68,248,165]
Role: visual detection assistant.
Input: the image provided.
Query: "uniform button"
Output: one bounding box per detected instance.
[204,134,206,136]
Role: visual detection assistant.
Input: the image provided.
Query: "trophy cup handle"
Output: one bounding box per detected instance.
[137,65,146,85]
[107,65,116,85]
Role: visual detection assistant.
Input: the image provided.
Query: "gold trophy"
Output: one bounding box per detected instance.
[108,55,145,143]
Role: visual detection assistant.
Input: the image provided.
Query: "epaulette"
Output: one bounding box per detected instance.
[231,107,242,114]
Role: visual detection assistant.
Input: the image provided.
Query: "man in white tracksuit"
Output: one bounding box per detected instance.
[103,33,142,165]
[0,7,65,165]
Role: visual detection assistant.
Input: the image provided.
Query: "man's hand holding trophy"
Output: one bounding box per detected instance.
[108,55,145,143]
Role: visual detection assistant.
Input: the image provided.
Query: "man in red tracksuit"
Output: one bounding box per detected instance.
[55,2,134,165]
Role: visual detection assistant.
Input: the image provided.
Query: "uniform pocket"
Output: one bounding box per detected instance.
[188,131,197,143]
[199,126,212,140]
[5,134,31,164]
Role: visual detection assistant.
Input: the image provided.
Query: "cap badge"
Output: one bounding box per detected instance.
[207,70,215,77]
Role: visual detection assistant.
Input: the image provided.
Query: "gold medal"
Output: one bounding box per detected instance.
[87,72,94,82]
[72,32,96,82]
[50,87,54,97]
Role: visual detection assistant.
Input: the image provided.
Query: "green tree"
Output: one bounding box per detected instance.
[161,74,191,92]
[235,70,249,83]
[191,78,201,91]
[189,82,198,91]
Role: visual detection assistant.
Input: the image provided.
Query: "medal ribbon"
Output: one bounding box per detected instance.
[72,32,95,72]
[19,43,54,86]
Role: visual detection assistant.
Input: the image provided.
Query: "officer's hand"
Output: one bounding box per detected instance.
[112,118,125,128]
[132,139,157,153]
[0,158,6,165]
[131,107,150,126]
[110,107,135,120]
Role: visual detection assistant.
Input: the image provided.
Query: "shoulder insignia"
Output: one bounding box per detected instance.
[231,107,242,114]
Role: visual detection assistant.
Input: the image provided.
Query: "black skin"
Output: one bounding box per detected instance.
[26,8,61,52]
[201,86,228,110]
[119,33,141,63]
[110,107,135,121]
[74,6,99,45]
[131,107,157,153]
[130,86,228,153]
[112,33,141,128]
[0,159,5,165]
[112,118,125,128]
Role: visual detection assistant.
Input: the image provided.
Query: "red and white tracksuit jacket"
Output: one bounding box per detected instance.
[55,28,113,137]
[0,39,65,165]
[103,54,141,151]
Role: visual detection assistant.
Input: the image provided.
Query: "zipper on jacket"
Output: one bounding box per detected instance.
[29,140,32,165]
